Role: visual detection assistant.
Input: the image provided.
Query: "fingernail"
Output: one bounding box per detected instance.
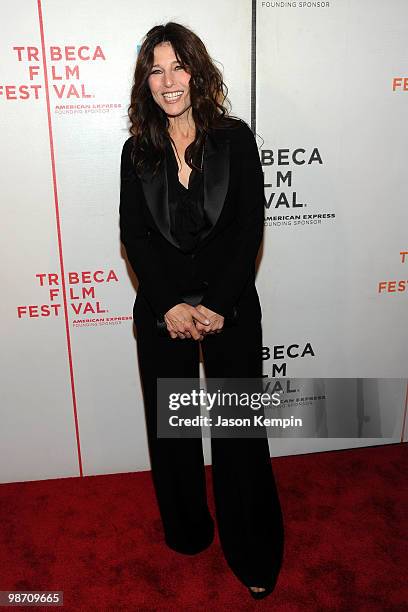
[205,319,210,324]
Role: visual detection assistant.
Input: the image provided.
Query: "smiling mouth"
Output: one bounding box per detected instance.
[162,91,183,102]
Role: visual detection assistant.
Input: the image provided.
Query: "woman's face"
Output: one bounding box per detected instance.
[147,41,192,117]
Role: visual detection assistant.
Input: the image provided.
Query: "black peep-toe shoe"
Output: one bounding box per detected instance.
[248,583,275,600]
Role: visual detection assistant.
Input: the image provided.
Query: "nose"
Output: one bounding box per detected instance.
[163,71,174,88]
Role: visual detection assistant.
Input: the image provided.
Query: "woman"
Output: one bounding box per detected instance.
[119,22,284,600]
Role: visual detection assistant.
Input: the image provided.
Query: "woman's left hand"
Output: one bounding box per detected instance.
[194,304,224,337]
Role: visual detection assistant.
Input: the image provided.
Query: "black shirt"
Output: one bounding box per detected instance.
[165,139,211,253]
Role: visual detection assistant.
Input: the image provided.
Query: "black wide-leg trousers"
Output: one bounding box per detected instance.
[133,292,284,588]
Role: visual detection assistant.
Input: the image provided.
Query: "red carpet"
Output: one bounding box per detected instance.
[0,443,406,611]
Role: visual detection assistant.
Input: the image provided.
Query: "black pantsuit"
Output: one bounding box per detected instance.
[120,118,284,589]
[134,291,284,587]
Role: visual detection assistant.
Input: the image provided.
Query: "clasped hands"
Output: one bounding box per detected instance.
[164,303,224,340]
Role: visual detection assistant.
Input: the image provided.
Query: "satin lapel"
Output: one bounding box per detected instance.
[139,158,180,249]
[200,132,230,243]
[139,131,230,250]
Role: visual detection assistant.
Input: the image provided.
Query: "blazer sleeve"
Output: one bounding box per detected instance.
[119,137,182,318]
[200,124,265,317]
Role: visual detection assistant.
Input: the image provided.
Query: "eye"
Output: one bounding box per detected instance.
[175,65,184,70]
[150,69,161,75]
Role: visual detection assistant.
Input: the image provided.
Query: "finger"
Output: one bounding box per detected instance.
[191,308,211,326]
[166,320,179,335]
[187,324,201,341]
[174,321,188,336]
[183,320,200,340]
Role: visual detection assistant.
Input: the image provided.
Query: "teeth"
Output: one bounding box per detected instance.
[163,91,183,99]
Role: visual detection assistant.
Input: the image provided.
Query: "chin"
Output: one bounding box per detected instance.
[165,104,192,118]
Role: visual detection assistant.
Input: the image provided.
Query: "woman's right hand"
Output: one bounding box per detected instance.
[164,304,211,340]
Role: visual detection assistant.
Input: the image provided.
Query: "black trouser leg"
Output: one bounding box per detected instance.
[134,294,214,554]
[200,319,284,587]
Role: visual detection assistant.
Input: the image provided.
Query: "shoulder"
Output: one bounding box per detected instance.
[120,135,139,179]
[209,117,259,152]
[120,135,138,173]
[121,135,135,157]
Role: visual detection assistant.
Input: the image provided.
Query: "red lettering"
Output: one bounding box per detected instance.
[17,304,61,318]
[65,46,76,61]
[13,46,25,61]
[50,46,62,61]
[27,46,39,61]
[48,45,105,61]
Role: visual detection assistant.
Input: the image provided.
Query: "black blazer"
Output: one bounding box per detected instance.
[119,119,265,321]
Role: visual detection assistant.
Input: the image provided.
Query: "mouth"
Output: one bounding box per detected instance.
[162,90,183,103]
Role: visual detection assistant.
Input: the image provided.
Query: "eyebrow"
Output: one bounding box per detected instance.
[151,60,180,68]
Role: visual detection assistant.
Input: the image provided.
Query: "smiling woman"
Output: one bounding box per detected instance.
[148,44,192,114]
[127,22,237,180]
[120,22,284,601]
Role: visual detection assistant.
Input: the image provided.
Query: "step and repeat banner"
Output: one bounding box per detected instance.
[1,0,407,483]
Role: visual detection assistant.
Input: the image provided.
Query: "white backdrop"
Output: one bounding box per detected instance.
[0,0,407,484]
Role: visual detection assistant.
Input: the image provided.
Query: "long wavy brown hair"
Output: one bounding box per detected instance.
[127,22,240,177]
